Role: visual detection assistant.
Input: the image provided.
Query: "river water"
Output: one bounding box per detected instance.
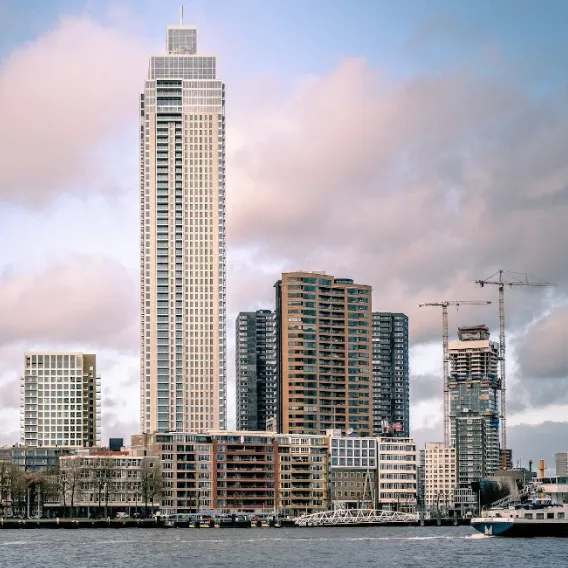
[0,526,565,567]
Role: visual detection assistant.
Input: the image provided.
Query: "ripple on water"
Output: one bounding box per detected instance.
[0,526,562,568]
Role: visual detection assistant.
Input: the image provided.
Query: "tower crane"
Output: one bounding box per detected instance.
[475,270,556,460]
[419,300,492,445]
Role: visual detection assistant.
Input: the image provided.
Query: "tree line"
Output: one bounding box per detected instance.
[0,456,162,519]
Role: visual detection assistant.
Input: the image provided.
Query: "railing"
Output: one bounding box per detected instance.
[295,508,418,527]
[486,482,539,510]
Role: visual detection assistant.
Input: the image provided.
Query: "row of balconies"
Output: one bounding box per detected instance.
[278,492,325,499]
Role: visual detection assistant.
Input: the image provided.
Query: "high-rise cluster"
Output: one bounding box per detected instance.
[236,271,410,437]
[10,18,567,523]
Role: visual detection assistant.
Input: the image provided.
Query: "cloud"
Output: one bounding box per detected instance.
[517,306,568,380]
[0,343,26,378]
[0,15,149,205]
[0,254,137,351]
[0,429,19,446]
[507,421,568,473]
[228,58,568,347]
[413,419,568,474]
[411,421,444,450]
[101,411,139,445]
[0,378,20,411]
[411,373,442,403]
[504,307,568,412]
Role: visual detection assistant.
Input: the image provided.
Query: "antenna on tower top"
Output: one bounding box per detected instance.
[180,5,184,25]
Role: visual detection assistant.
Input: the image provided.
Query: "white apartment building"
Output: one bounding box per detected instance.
[424,443,457,514]
[57,452,161,515]
[329,435,378,469]
[140,23,226,434]
[21,352,101,448]
[328,434,417,511]
[329,435,378,508]
[377,437,417,512]
[556,452,568,477]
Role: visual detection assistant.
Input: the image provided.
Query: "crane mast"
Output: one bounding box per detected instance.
[476,270,555,466]
[419,300,492,445]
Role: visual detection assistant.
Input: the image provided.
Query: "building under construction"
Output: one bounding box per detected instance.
[448,325,501,490]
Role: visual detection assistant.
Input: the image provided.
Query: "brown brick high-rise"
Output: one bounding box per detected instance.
[275,271,373,435]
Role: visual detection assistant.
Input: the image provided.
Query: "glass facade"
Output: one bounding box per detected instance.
[371,313,409,436]
[141,26,226,434]
[236,310,277,431]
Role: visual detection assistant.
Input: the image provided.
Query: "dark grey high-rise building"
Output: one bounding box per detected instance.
[371,313,409,436]
[236,310,277,431]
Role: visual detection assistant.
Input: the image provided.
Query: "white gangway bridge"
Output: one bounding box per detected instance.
[295,509,418,527]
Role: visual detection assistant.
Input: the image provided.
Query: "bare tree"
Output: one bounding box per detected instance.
[54,465,69,517]
[9,465,26,517]
[88,457,117,518]
[102,460,117,518]
[140,457,162,517]
[41,467,61,518]
[0,460,12,516]
[24,472,50,518]
[187,488,198,514]
[61,458,83,518]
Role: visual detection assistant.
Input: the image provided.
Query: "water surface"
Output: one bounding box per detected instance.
[0,526,564,567]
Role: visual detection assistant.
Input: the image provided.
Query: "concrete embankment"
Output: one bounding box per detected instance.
[0,518,469,529]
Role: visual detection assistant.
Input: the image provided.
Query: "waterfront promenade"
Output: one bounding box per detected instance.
[0,517,469,529]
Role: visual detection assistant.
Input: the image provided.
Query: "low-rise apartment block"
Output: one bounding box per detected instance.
[329,435,378,508]
[213,432,276,511]
[275,434,328,513]
[133,431,417,516]
[377,437,417,512]
[134,432,214,514]
[329,434,417,512]
[55,450,162,517]
[424,443,457,515]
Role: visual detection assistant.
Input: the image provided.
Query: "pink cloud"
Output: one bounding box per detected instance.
[0,254,137,351]
[226,58,568,344]
[0,16,150,204]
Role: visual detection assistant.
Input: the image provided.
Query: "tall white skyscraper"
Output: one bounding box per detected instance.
[140,24,226,433]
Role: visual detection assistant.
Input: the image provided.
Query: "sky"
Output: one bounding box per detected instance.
[0,0,567,473]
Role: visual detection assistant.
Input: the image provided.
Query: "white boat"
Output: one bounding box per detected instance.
[471,496,568,538]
